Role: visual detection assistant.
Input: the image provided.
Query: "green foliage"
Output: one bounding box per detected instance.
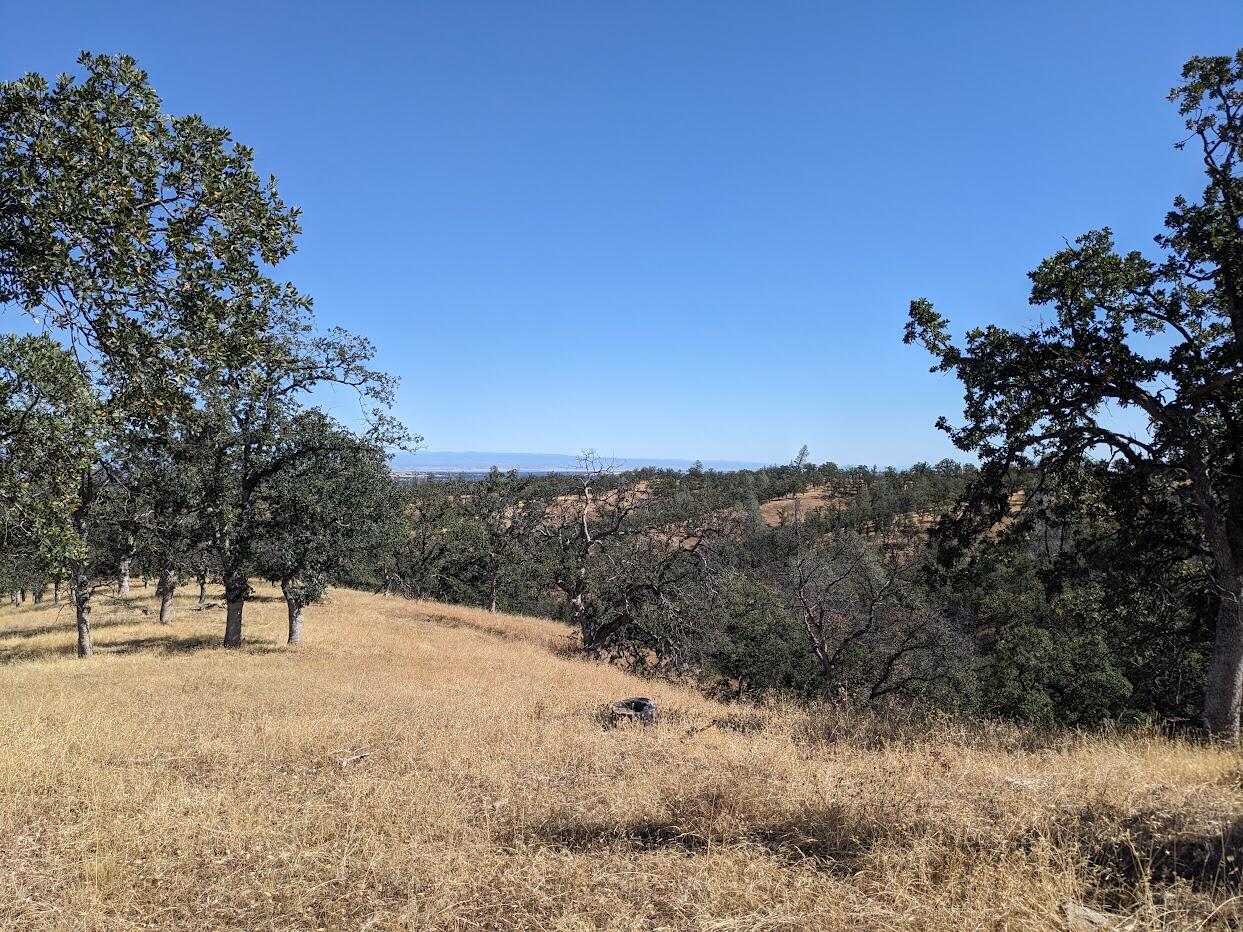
[698,569,821,698]
[988,624,1132,727]
[254,412,399,603]
[0,53,304,407]
[0,334,95,574]
[1,51,411,650]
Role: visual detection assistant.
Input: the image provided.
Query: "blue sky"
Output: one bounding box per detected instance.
[3,2,1241,467]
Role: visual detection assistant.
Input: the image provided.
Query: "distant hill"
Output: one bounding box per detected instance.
[390,450,770,476]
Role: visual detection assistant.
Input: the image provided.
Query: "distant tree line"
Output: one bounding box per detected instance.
[358,454,1211,729]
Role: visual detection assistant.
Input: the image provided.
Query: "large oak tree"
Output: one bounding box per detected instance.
[905,51,1243,740]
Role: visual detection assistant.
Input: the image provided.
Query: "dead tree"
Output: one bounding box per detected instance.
[787,534,961,701]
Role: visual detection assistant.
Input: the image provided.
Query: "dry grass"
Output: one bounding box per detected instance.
[1,587,1241,930]
[758,485,848,528]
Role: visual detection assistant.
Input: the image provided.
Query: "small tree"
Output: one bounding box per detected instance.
[379,480,470,600]
[532,454,645,651]
[532,452,713,655]
[0,334,103,655]
[254,412,398,644]
[129,427,211,623]
[787,534,966,703]
[465,468,538,613]
[191,324,405,647]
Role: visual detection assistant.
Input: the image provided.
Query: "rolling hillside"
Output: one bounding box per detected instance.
[1,588,1241,930]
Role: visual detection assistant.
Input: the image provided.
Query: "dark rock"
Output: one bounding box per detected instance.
[601,697,660,727]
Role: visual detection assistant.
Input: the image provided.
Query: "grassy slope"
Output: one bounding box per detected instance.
[1,587,1241,931]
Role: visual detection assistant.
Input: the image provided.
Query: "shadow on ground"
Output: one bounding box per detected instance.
[0,612,139,642]
[0,626,281,664]
[529,802,1243,898]
[94,634,284,657]
[1090,813,1243,897]
[525,804,882,873]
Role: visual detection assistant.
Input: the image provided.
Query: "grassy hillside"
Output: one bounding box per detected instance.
[1,589,1241,930]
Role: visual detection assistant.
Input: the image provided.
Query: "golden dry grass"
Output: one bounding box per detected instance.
[1,586,1241,930]
[758,485,847,528]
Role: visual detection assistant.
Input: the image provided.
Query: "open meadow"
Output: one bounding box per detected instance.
[0,588,1241,930]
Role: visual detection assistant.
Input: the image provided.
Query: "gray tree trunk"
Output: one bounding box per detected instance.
[224,600,244,647]
[1190,468,1243,743]
[157,571,175,624]
[32,586,44,605]
[223,573,247,647]
[1203,579,1243,742]
[74,585,93,658]
[286,595,304,645]
[197,573,207,606]
[117,559,130,596]
[53,579,61,604]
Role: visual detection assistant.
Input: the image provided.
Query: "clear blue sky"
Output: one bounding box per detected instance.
[3,2,1241,466]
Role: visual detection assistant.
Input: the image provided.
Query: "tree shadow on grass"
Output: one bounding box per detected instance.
[525,806,878,874]
[530,809,1243,904]
[96,634,283,656]
[531,818,711,855]
[1090,813,1243,899]
[0,612,146,642]
[0,630,283,664]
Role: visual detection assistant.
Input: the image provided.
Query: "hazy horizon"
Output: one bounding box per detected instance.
[390,449,775,474]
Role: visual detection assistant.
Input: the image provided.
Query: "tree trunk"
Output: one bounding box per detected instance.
[117,559,130,596]
[32,586,43,605]
[1204,578,1243,742]
[284,584,304,646]
[489,574,498,614]
[223,575,246,647]
[1190,466,1243,743]
[53,579,61,604]
[224,600,244,647]
[74,584,93,658]
[197,571,207,606]
[572,592,593,651]
[18,589,26,605]
[157,571,175,624]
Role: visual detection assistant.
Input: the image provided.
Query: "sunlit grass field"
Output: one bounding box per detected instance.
[1,586,1241,930]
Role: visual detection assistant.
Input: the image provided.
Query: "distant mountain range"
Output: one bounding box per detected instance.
[390,451,771,475]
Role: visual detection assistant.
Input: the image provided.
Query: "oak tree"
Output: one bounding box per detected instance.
[905,51,1243,739]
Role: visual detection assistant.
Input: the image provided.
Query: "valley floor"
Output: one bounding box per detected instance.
[1,587,1241,930]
